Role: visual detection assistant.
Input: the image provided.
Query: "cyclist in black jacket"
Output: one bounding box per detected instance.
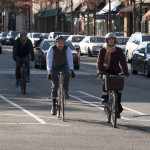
[13,30,34,88]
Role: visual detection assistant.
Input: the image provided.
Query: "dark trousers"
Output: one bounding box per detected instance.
[102,78,123,113]
[51,64,69,98]
[15,57,30,80]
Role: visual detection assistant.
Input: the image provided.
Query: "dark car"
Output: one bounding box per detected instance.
[6,31,20,45]
[0,32,8,45]
[0,43,2,54]
[131,42,150,77]
[34,39,80,69]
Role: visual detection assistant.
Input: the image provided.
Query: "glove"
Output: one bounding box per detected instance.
[47,71,52,80]
[31,57,34,61]
[70,70,75,78]
[124,72,130,77]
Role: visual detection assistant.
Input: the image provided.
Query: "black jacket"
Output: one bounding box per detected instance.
[13,38,34,60]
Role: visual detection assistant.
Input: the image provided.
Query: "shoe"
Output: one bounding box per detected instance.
[65,92,70,99]
[15,80,19,88]
[26,77,30,82]
[101,95,108,104]
[116,112,121,118]
[51,106,57,115]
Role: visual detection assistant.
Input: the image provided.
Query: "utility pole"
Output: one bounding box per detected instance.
[139,0,142,32]
[55,0,59,32]
[108,0,111,32]
[133,0,136,33]
[71,0,73,34]
[29,3,31,32]
[87,0,90,36]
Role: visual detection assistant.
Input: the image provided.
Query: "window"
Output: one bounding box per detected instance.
[147,44,150,54]
[142,36,150,42]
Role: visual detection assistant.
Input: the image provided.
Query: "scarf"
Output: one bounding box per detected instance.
[103,43,116,70]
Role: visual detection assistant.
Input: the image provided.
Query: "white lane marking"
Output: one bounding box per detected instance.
[78,91,146,116]
[70,95,104,111]
[0,123,71,126]
[0,95,47,124]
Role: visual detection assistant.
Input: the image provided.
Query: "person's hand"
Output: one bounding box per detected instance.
[70,70,75,78]
[47,70,52,80]
[124,72,130,77]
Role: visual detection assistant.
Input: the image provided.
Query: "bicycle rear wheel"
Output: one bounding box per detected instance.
[111,93,117,128]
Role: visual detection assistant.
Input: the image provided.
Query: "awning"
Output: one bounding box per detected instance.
[142,10,150,21]
[65,2,81,14]
[96,1,124,15]
[119,3,150,13]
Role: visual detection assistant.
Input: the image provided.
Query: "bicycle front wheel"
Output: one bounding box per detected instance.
[62,91,65,121]
[21,69,26,95]
[111,93,117,128]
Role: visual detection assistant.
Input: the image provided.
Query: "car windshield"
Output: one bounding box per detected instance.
[54,33,64,38]
[72,36,85,42]
[42,41,55,50]
[116,38,128,45]
[65,41,75,50]
[147,44,150,54]
[33,34,42,38]
[90,37,105,43]
[11,32,19,36]
[142,36,150,42]
[2,33,7,37]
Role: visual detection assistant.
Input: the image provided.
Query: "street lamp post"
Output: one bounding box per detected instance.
[2,10,5,32]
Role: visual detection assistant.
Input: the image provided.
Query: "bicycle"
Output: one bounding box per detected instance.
[56,72,66,121]
[18,58,29,95]
[99,74,124,128]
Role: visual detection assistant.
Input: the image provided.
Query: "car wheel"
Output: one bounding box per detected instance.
[34,60,39,68]
[131,60,138,74]
[79,49,83,56]
[88,48,92,57]
[39,58,45,69]
[145,63,150,77]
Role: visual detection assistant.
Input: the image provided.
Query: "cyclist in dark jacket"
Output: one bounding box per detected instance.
[97,32,129,117]
[13,30,34,87]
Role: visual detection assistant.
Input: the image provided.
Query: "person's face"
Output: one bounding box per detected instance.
[21,36,27,42]
[56,41,65,50]
[108,38,115,46]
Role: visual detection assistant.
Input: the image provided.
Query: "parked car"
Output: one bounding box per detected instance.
[48,32,65,39]
[0,43,2,54]
[125,32,150,62]
[28,32,42,47]
[59,35,70,40]
[79,36,105,57]
[0,32,7,45]
[67,35,85,53]
[131,42,150,77]
[34,39,80,69]
[116,37,129,53]
[6,31,20,45]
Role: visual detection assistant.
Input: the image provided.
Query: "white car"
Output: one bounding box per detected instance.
[67,35,85,52]
[48,32,65,39]
[125,32,150,62]
[79,36,105,57]
[28,33,42,47]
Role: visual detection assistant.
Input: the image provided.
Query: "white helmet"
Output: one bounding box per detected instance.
[105,32,116,43]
